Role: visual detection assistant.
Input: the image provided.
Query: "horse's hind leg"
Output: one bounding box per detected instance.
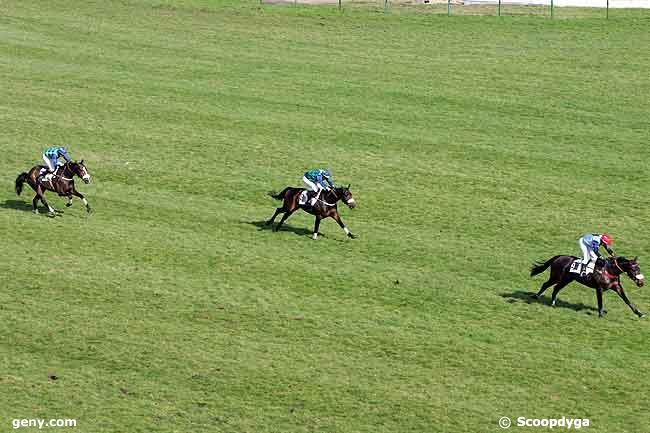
[32,187,55,216]
[266,207,284,226]
[532,279,554,299]
[274,209,297,232]
[37,194,56,216]
[596,287,605,317]
[32,194,40,214]
[549,281,570,307]
[66,195,73,207]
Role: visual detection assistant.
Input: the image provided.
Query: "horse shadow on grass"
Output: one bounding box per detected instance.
[1,199,65,217]
[1,199,33,213]
[246,220,325,238]
[501,290,601,315]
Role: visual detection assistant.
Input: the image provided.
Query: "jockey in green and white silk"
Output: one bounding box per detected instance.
[303,169,334,206]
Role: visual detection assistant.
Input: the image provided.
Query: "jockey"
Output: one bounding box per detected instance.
[303,169,334,206]
[579,233,615,276]
[42,145,71,182]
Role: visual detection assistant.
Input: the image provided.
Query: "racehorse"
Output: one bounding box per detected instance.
[267,185,356,240]
[530,255,645,317]
[15,160,92,216]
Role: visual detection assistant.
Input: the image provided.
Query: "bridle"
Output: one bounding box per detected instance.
[613,257,625,274]
[604,257,643,283]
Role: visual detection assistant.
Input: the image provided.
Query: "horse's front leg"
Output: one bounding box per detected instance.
[66,195,73,207]
[332,211,355,239]
[312,216,322,240]
[72,188,91,213]
[613,284,644,318]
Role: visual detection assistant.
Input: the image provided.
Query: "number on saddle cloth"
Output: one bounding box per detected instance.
[39,164,61,176]
[570,260,582,274]
[298,190,313,206]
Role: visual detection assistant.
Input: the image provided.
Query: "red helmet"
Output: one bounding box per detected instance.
[601,233,613,246]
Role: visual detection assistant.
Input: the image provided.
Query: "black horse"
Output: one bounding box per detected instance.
[530,255,645,317]
[267,185,356,240]
[15,160,92,216]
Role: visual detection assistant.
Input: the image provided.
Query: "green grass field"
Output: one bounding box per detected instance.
[2,1,650,432]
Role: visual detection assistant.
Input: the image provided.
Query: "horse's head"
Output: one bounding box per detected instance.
[69,160,91,184]
[337,184,356,209]
[617,256,644,287]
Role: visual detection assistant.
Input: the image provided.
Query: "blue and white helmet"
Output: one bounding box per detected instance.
[322,169,332,178]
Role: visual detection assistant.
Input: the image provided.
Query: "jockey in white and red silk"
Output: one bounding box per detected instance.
[303,169,334,206]
[579,233,615,276]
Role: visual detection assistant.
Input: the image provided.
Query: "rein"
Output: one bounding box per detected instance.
[318,196,337,207]
[602,258,624,280]
[316,188,339,207]
[613,257,625,273]
[59,164,74,181]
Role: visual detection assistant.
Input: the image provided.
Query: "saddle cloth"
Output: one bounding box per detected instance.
[38,164,63,178]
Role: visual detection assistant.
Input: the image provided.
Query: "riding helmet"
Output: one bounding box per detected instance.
[602,233,613,245]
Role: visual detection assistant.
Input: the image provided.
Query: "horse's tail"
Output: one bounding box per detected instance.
[268,187,291,201]
[530,255,561,277]
[15,172,29,196]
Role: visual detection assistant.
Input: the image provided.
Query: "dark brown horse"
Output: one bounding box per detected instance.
[15,160,92,216]
[267,185,356,240]
[530,255,645,317]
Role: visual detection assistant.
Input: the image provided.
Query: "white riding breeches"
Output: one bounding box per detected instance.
[43,155,55,172]
[579,239,598,265]
[303,176,322,193]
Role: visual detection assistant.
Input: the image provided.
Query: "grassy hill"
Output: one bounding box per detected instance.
[1,1,650,432]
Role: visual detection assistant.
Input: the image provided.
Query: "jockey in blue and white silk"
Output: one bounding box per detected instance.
[42,146,71,181]
[578,233,614,276]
